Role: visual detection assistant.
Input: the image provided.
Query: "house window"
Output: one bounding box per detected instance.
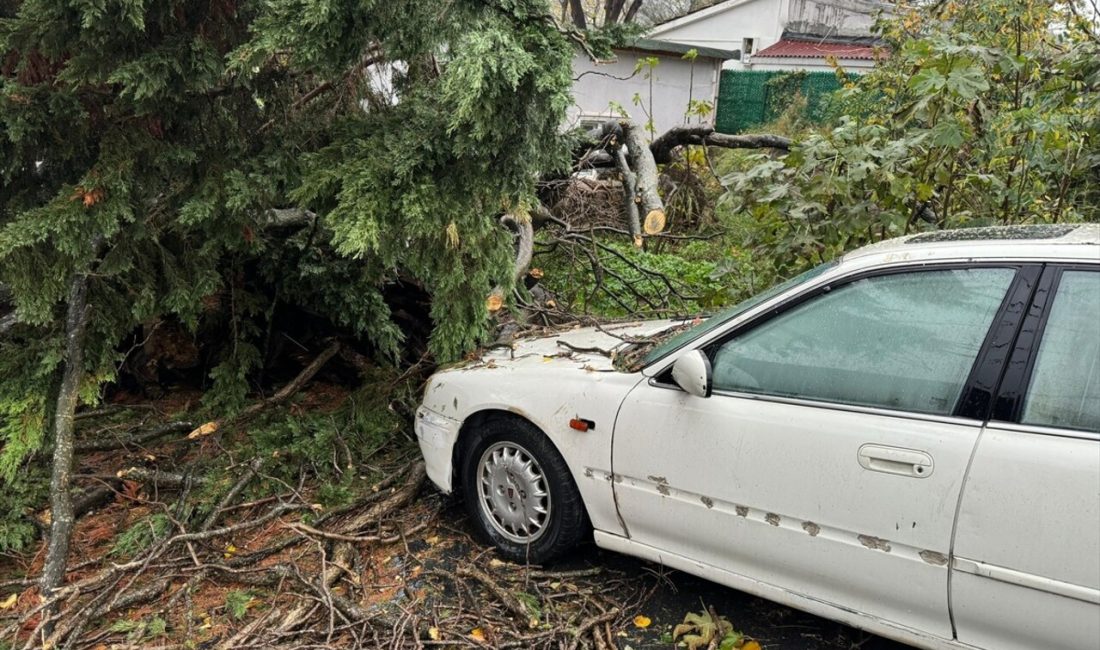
[743,38,754,56]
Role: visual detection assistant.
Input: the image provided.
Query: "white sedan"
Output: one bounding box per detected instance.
[415,224,1100,650]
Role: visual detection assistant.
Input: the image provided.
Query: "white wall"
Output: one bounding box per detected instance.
[649,0,888,70]
[786,0,886,38]
[567,49,723,136]
[648,0,785,70]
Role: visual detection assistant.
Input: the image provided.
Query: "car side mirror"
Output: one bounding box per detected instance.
[671,350,712,398]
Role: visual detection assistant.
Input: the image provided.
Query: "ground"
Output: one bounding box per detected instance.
[0,386,910,649]
[405,494,909,650]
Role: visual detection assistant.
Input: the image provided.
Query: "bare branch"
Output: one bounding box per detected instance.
[650,126,791,164]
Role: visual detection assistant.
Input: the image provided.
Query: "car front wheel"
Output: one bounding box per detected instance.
[459,417,589,563]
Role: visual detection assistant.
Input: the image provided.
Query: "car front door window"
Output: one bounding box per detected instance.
[711,268,1016,415]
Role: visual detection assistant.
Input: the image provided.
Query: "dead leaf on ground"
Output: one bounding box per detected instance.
[673,607,741,650]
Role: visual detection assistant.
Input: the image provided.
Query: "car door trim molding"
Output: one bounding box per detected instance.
[649,379,985,428]
[954,265,1043,420]
[984,421,1100,442]
[952,557,1100,605]
[595,531,964,650]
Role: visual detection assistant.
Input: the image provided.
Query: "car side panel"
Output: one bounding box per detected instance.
[612,385,976,639]
[420,363,644,538]
[951,426,1100,650]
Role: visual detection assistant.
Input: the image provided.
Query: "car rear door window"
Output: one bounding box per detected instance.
[711,268,1015,415]
[1020,270,1100,432]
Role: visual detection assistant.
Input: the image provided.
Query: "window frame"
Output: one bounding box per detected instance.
[991,263,1100,438]
[651,262,1037,422]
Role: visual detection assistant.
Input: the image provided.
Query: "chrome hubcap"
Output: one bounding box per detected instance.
[477,442,551,544]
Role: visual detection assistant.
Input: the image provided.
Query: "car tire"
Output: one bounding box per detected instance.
[459,417,589,564]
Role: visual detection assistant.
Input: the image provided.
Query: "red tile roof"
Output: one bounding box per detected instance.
[752,39,884,61]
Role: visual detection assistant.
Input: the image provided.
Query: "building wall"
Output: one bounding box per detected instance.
[648,0,786,70]
[786,0,886,38]
[649,0,888,70]
[567,49,723,136]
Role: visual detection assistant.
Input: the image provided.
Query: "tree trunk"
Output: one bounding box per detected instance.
[605,0,627,23]
[623,0,644,23]
[620,120,666,238]
[501,213,535,284]
[568,0,587,29]
[39,271,92,635]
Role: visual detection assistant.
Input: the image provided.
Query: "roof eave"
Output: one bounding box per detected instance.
[647,0,759,36]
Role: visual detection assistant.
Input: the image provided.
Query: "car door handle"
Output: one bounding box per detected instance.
[857,444,934,478]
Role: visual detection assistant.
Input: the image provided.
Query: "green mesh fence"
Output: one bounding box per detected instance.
[715,70,844,134]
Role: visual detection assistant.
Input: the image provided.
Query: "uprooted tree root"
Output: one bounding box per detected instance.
[1,456,656,649]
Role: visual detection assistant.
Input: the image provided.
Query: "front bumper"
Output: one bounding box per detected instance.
[414,405,462,493]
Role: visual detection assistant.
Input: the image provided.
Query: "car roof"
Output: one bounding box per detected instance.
[842,224,1100,268]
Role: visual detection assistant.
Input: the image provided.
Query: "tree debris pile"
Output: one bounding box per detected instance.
[0,400,660,649]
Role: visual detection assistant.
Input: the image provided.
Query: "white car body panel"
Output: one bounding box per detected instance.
[613,386,980,639]
[594,531,970,650]
[950,423,1100,650]
[416,319,687,535]
[414,225,1100,650]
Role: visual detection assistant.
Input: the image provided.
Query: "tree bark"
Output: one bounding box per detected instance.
[0,311,15,337]
[623,0,644,22]
[612,145,643,244]
[0,283,14,336]
[39,271,92,635]
[501,213,535,284]
[605,0,627,23]
[620,120,666,238]
[649,126,791,164]
[568,0,588,29]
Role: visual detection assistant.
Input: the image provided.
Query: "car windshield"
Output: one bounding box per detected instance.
[641,260,839,367]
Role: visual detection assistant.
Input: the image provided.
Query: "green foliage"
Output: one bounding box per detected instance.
[0,468,46,552]
[248,370,408,505]
[720,0,1100,278]
[225,590,253,620]
[540,239,729,317]
[108,615,168,641]
[0,0,575,535]
[111,513,171,557]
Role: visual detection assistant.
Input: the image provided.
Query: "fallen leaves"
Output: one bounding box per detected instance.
[0,593,17,610]
[672,606,753,650]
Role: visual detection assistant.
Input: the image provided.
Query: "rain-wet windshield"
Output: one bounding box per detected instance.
[639,260,839,367]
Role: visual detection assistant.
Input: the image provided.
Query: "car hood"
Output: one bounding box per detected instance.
[459,319,690,373]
